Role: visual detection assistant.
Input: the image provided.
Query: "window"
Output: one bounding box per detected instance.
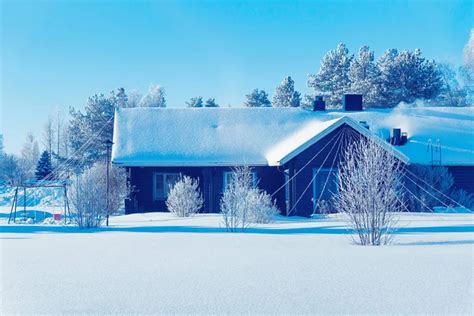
[284,172,290,202]
[153,173,180,200]
[312,168,339,204]
[223,171,257,191]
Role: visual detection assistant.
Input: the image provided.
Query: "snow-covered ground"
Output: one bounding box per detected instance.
[1,211,473,315]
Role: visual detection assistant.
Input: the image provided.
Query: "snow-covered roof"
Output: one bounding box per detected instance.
[112,106,474,167]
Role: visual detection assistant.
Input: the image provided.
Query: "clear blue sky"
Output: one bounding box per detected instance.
[1,0,472,154]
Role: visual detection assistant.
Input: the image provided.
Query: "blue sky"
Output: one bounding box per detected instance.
[1,0,472,154]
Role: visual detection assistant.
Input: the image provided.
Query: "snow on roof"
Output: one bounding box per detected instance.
[339,106,474,166]
[112,106,474,167]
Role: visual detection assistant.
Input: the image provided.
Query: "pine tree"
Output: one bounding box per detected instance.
[114,87,129,108]
[300,94,316,109]
[272,76,301,107]
[377,49,442,106]
[140,84,166,107]
[433,63,468,107]
[244,89,271,107]
[348,46,381,107]
[35,151,54,180]
[204,98,219,107]
[186,96,204,108]
[308,43,353,108]
[68,91,117,168]
[376,49,400,106]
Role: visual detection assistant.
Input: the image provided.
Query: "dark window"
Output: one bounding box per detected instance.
[153,173,180,200]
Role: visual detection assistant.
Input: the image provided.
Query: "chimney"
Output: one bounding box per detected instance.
[391,128,402,145]
[312,96,325,111]
[401,132,408,145]
[343,94,363,111]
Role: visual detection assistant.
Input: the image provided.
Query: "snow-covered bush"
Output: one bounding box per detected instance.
[334,138,404,246]
[247,189,279,224]
[315,199,335,216]
[220,167,279,231]
[450,189,474,212]
[166,176,203,217]
[69,163,127,229]
[405,165,453,212]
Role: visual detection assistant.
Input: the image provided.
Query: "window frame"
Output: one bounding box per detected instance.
[223,171,257,191]
[312,167,339,205]
[153,172,181,201]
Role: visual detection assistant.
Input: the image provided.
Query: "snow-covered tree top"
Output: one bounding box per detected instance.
[112,106,474,167]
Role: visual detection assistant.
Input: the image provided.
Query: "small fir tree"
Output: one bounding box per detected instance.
[272,76,301,107]
[35,151,54,180]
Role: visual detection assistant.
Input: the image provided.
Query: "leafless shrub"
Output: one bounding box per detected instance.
[69,163,127,229]
[334,138,405,246]
[247,189,279,224]
[220,167,279,231]
[166,176,203,217]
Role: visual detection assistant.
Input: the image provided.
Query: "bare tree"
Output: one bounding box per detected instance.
[69,163,127,229]
[334,137,404,246]
[19,133,40,182]
[42,116,55,160]
[166,176,203,217]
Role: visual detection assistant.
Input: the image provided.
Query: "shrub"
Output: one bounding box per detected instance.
[247,189,279,224]
[69,163,127,229]
[166,176,203,217]
[334,138,404,246]
[220,167,279,231]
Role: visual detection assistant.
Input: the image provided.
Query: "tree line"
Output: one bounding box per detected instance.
[1,38,473,185]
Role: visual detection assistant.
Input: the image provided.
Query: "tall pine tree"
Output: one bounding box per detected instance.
[377,49,442,106]
[68,89,125,169]
[348,46,381,107]
[272,76,301,107]
[35,151,54,180]
[308,43,353,108]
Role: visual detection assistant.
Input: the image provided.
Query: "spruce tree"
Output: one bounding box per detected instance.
[272,76,301,107]
[35,151,54,180]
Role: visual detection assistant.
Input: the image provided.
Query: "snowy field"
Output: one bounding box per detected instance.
[1,211,473,315]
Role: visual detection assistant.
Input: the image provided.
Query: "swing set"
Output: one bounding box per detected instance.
[7,180,71,224]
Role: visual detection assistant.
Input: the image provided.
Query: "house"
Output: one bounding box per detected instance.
[112,97,474,216]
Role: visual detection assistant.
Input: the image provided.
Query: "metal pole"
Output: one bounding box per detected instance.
[23,186,27,221]
[105,140,113,226]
